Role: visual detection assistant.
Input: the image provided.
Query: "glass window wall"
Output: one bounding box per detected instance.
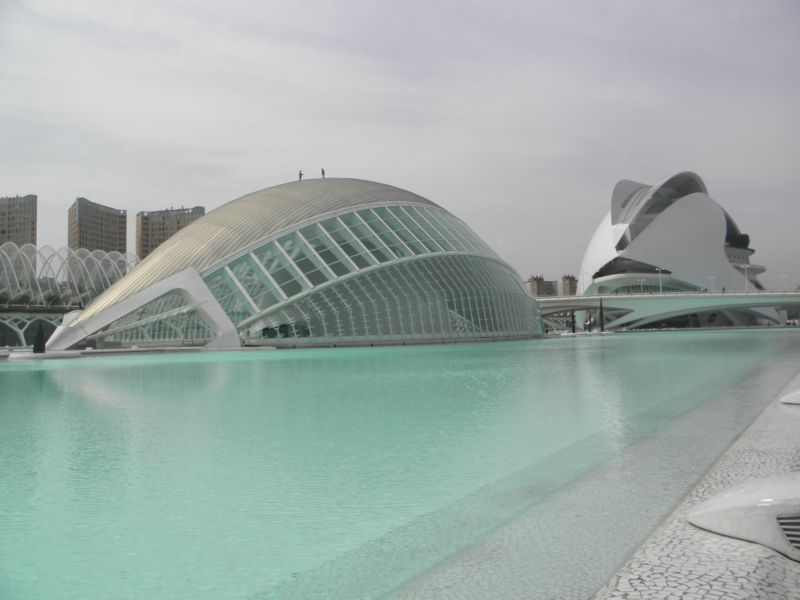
[402,206,457,251]
[252,243,308,299]
[338,213,395,263]
[419,207,469,252]
[95,291,213,347]
[386,206,442,253]
[276,232,332,287]
[242,255,537,344]
[227,253,283,311]
[356,209,413,258]
[204,268,256,324]
[372,207,426,254]
[298,224,354,277]
[318,218,376,269]
[203,203,525,335]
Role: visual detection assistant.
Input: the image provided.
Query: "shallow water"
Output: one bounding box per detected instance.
[2,329,799,599]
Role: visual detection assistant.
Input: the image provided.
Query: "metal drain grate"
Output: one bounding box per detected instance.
[777,516,800,550]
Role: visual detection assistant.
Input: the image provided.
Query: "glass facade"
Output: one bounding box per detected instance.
[240,255,536,345]
[93,291,213,347]
[61,184,542,350]
[196,203,539,346]
[203,205,502,318]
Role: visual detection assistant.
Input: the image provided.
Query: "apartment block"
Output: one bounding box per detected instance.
[526,274,578,297]
[68,197,127,253]
[0,194,37,246]
[136,206,205,259]
[527,275,558,297]
[560,274,578,296]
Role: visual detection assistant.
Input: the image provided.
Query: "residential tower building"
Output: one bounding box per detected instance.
[68,197,127,254]
[527,275,558,297]
[136,206,205,259]
[0,195,37,246]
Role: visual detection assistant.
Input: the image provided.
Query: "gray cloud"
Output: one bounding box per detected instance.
[2,0,798,287]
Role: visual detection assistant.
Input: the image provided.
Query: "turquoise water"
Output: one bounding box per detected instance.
[1,329,799,599]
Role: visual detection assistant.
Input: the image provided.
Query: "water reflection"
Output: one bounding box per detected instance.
[1,330,799,599]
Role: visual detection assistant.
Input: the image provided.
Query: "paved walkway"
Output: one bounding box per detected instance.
[594,371,800,600]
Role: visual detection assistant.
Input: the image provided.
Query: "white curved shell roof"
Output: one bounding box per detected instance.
[611,171,707,226]
[577,171,764,298]
[76,178,440,323]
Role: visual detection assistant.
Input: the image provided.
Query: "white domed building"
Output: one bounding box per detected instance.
[47,178,542,350]
[578,171,773,328]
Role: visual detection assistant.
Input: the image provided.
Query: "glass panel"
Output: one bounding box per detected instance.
[351,276,384,335]
[203,268,255,324]
[252,242,307,298]
[433,210,493,255]
[299,224,353,277]
[388,206,442,253]
[338,213,395,263]
[98,290,213,346]
[418,207,468,251]
[427,211,470,251]
[403,206,456,251]
[373,206,426,254]
[227,254,283,311]
[356,209,412,258]
[319,218,376,269]
[246,255,538,343]
[335,280,369,336]
[457,220,490,253]
[277,232,331,287]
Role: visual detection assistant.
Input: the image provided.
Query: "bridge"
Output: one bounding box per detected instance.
[536,290,800,330]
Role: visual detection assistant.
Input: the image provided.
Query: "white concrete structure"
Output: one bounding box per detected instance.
[688,473,800,562]
[537,291,800,331]
[578,172,774,327]
[0,242,139,346]
[47,179,542,350]
[0,241,138,307]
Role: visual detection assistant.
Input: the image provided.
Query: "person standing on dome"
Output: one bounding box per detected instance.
[298,170,303,181]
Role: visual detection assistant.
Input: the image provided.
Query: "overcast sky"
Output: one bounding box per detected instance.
[1,0,798,288]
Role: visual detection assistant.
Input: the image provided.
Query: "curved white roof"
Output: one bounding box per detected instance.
[75,178,441,324]
[578,171,765,299]
[612,171,707,226]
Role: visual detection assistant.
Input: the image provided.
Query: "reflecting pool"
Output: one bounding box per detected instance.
[2,329,800,599]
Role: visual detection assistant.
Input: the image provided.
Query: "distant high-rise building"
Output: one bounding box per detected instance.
[68,197,127,253]
[136,206,205,259]
[527,275,558,297]
[0,195,37,246]
[526,274,577,297]
[560,274,578,296]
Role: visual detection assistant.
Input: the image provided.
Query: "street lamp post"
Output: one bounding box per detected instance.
[707,275,716,292]
[656,267,663,293]
[743,264,750,291]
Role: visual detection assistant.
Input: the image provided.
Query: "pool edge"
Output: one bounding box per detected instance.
[592,366,800,599]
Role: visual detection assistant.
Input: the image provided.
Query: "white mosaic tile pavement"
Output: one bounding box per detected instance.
[594,372,800,600]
